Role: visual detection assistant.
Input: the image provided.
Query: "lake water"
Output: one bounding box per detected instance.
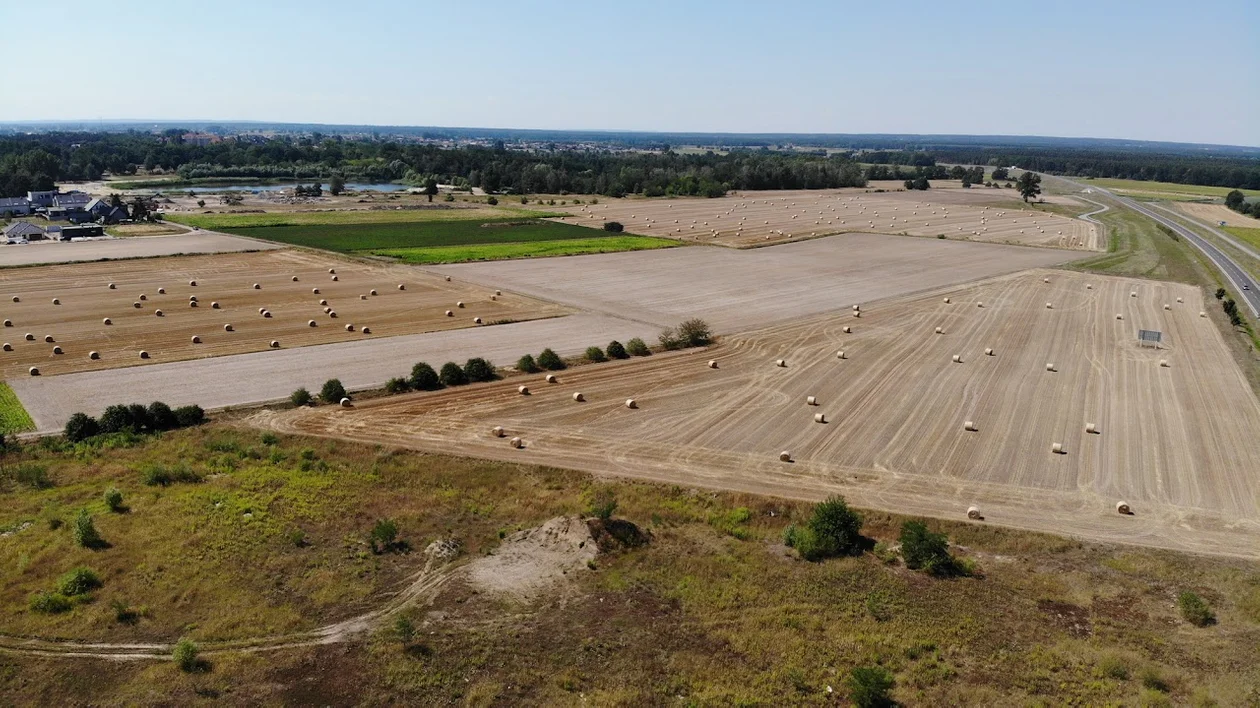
[181,182,411,194]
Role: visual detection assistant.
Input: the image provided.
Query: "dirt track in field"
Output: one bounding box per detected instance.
[430,232,1075,333]
[0,232,277,267]
[0,249,567,378]
[555,188,1100,251]
[256,270,1260,558]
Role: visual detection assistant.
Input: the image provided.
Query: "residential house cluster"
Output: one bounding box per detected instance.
[0,190,128,224]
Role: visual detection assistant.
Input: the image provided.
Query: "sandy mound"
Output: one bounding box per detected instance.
[466,516,598,597]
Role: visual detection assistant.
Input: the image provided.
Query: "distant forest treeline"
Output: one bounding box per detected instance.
[2,131,1257,199]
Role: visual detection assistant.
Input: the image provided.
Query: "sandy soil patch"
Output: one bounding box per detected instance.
[555,188,1099,251]
[0,249,567,379]
[1174,202,1260,228]
[431,233,1074,333]
[0,232,278,267]
[466,517,598,598]
[262,270,1260,558]
[106,223,187,237]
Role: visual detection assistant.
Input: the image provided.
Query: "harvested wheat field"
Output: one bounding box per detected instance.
[260,269,1260,557]
[555,188,1100,250]
[0,249,566,377]
[0,231,278,267]
[1174,202,1260,228]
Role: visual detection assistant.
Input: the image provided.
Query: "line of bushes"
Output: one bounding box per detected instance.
[64,402,206,443]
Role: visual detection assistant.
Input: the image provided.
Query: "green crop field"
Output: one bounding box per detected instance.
[1085,178,1260,200]
[206,218,603,253]
[165,206,555,230]
[369,236,679,264]
[0,382,34,435]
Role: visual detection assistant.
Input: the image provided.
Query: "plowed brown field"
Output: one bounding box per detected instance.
[258,270,1260,557]
[556,189,1100,250]
[0,250,567,378]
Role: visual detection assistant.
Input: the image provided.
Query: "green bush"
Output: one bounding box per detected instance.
[587,490,618,520]
[173,638,199,672]
[370,518,399,553]
[261,432,278,446]
[56,567,102,596]
[64,412,100,442]
[678,318,713,347]
[516,354,540,373]
[147,401,178,431]
[463,357,497,382]
[605,340,628,359]
[103,487,124,513]
[626,337,651,356]
[409,362,443,391]
[384,377,411,394]
[320,378,347,404]
[140,462,200,487]
[848,666,895,708]
[603,221,624,232]
[290,387,313,406]
[99,404,136,434]
[584,346,607,363]
[72,509,103,548]
[1178,591,1215,626]
[658,327,683,350]
[486,196,498,205]
[14,463,52,489]
[799,496,864,560]
[439,362,468,386]
[899,520,963,576]
[173,405,205,427]
[538,348,566,370]
[29,591,73,614]
[126,403,153,431]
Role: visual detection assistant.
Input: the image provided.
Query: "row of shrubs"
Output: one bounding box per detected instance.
[64,402,206,443]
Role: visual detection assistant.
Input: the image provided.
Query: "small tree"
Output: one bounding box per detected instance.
[1224,189,1245,211]
[196,199,206,208]
[73,509,103,549]
[173,638,199,672]
[848,666,895,708]
[463,357,497,382]
[538,348,566,370]
[290,387,313,406]
[516,354,540,373]
[329,174,346,196]
[584,346,607,363]
[678,318,712,347]
[147,401,178,431]
[103,487,124,513]
[173,405,205,427]
[1017,171,1043,203]
[587,489,618,520]
[603,221,624,233]
[626,337,651,356]
[393,615,416,645]
[410,362,443,391]
[64,412,100,442]
[370,518,399,553]
[658,327,683,351]
[1215,288,1227,300]
[424,178,438,202]
[805,496,864,559]
[384,377,411,394]
[320,378,347,404]
[1178,591,1215,626]
[98,404,135,434]
[57,567,102,596]
[606,340,628,359]
[899,520,962,576]
[486,196,498,206]
[439,362,468,386]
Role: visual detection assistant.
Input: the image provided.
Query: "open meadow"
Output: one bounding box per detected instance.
[262,269,1260,559]
[555,188,1101,250]
[1085,178,1260,201]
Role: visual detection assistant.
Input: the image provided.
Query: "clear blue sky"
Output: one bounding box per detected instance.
[3,0,1256,146]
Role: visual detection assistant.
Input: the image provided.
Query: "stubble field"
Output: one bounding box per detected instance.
[555,188,1101,250]
[261,269,1260,557]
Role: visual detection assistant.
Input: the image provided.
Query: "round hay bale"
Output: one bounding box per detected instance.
[139,294,147,301]
[457,301,465,308]
[572,392,585,402]
[1160,359,1169,367]
[852,304,860,311]
[339,397,352,408]
[2,320,8,327]
[258,307,266,314]
[51,298,60,305]
[1164,303,1170,310]
[842,325,851,333]
[1043,277,1050,284]
[345,324,355,332]
[1046,362,1055,372]
[157,288,165,295]
[189,280,197,286]
[398,284,405,291]
[977,302,984,308]
[361,326,371,334]
[943,297,950,303]
[1,343,10,352]
[1051,442,1063,454]
[1085,422,1097,434]
[253,283,261,290]
[308,320,317,327]
[853,311,861,318]
[328,268,336,274]
[360,294,367,300]
[545,374,557,383]
[191,336,201,343]
[1199,311,1206,318]
[155,309,164,317]
[133,302,141,309]
[813,413,826,423]
[108,283,116,289]
[10,296,17,303]
[139,350,150,359]
[964,420,976,431]
[102,318,112,325]
[224,324,234,332]
[331,275,339,282]
[496,290,502,296]
[292,276,299,282]
[445,310,453,317]
[518,385,530,395]
[806,395,818,406]
[211,301,220,309]
[952,354,962,363]
[88,351,99,360]
[1045,302,1053,309]
[510,437,523,449]
[328,311,337,318]
[984,347,994,356]
[625,399,638,409]
[189,295,198,302]
[935,327,943,334]
[52,346,62,354]
[775,359,787,367]
[707,360,718,369]
[967,506,982,520]
[445,275,451,282]
[1130,292,1137,298]
[490,295,497,301]
[836,350,847,360]
[319,299,328,306]
[190,301,198,308]
[1176,297,1183,303]
[312,288,320,294]
[262,311,271,318]
[1086,284,1092,289]
[492,426,505,438]
[370,289,378,296]
[270,340,280,348]
[25,333,35,341]
[1116,501,1131,515]
[473,317,482,324]
[779,451,792,462]
[29,366,39,376]
[1116,313,1123,320]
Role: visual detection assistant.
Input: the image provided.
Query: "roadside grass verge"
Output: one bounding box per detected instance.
[1067,207,1207,285]
[0,382,34,434]
[165,206,554,230]
[1084,178,1260,200]
[1225,226,1260,252]
[367,236,679,264]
